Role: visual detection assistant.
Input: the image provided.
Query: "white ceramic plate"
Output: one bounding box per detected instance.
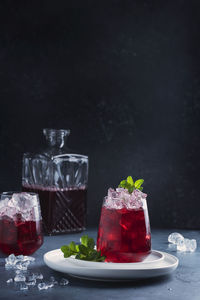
[44,249,178,281]
[65,250,164,269]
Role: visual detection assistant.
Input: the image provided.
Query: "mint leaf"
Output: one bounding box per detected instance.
[81,235,95,249]
[135,179,144,189]
[86,251,98,261]
[127,183,134,193]
[61,245,72,258]
[87,237,95,249]
[127,176,134,186]
[119,180,127,188]
[69,241,77,253]
[61,245,69,253]
[81,235,89,247]
[118,176,144,193]
[75,253,85,260]
[61,235,106,262]
[79,244,88,255]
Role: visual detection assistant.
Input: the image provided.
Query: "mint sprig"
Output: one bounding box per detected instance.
[61,235,106,262]
[118,176,144,193]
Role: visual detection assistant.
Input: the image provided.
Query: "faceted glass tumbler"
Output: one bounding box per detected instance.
[97,198,151,263]
[22,129,88,235]
[0,192,43,255]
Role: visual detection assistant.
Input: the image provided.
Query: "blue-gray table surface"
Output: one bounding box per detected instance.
[0,229,200,300]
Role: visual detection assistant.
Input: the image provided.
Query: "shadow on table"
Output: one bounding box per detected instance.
[29,263,173,289]
[67,274,172,289]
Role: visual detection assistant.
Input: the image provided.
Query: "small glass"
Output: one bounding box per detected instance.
[97,196,151,263]
[0,192,43,255]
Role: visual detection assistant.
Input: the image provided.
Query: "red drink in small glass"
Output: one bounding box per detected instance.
[97,190,151,263]
[0,218,43,256]
[0,192,43,256]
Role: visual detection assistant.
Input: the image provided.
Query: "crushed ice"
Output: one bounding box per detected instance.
[104,187,147,209]
[0,192,40,221]
[60,278,69,286]
[5,253,35,270]
[5,253,69,291]
[168,232,197,252]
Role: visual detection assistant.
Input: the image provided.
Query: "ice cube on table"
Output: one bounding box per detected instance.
[38,283,50,290]
[168,232,184,244]
[25,279,36,286]
[5,254,35,271]
[14,274,26,282]
[20,283,28,291]
[15,260,30,270]
[23,256,35,262]
[27,274,35,281]
[46,282,54,288]
[177,238,197,252]
[35,273,43,280]
[5,254,17,266]
[184,239,192,252]
[49,276,58,285]
[15,269,25,275]
[27,273,43,281]
[189,239,197,252]
[177,239,186,251]
[16,255,24,261]
[27,273,42,281]
[60,278,69,286]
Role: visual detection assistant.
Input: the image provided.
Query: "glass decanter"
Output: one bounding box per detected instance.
[22,128,88,235]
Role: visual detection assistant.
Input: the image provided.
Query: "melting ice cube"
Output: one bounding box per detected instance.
[177,238,197,252]
[188,239,197,252]
[38,282,52,290]
[23,256,35,262]
[25,279,36,286]
[60,278,69,286]
[168,232,184,244]
[20,283,29,291]
[38,282,47,290]
[49,276,58,285]
[14,274,26,282]
[15,261,30,271]
[5,254,17,266]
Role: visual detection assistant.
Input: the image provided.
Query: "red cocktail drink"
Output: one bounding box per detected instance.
[97,187,151,262]
[0,192,43,256]
[0,218,43,255]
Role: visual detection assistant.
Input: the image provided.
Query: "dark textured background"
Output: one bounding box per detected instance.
[0,0,200,228]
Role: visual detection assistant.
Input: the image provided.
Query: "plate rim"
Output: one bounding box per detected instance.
[44,249,179,271]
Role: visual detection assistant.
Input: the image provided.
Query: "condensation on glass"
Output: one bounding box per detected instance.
[22,129,88,235]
